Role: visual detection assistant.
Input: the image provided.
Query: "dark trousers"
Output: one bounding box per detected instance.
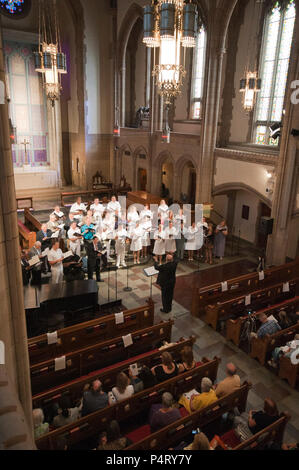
[31,269,41,285]
[161,281,175,313]
[88,259,101,281]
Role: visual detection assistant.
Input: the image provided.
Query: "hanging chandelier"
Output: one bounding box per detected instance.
[143,0,198,104]
[34,0,67,106]
[240,71,261,112]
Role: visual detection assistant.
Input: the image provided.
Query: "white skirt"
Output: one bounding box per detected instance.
[153,239,165,255]
[185,238,197,250]
[130,238,142,252]
[142,232,151,247]
[165,239,176,252]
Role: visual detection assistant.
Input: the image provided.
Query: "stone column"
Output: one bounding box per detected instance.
[266,11,299,265]
[196,40,226,204]
[0,27,34,440]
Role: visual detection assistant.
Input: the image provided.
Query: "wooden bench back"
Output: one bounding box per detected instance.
[24,207,42,232]
[30,320,174,395]
[251,321,299,365]
[278,354,299,388]
[35,357,221,450]
[205,278,299,330]
[234,414,289,450]
[226,296,299,346]
[125,382,251,450]
[32,337,196,410]
[18,219,36,249]
[191,258,299,317]
[28,300,154,365]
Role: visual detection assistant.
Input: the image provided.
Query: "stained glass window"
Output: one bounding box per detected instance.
[0,0,31,17]
[254,0,295,146]
[4,41,49,167]
[190,27,206,119]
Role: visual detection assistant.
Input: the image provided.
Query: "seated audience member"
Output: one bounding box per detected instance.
[52,396,81,428]
[215,363,240,398]
[268,334,299,368]
[179,377,217,413]
[178,346,196,373]
[254,313,281,339]
[149,392,181,433]
[33,408,49,439]
[109,372,134,404]
[282,442,299,451]
[184,432,213,451]
[81,380,108,417]
[36,223,52,251]
[151,352,178,383]
[138,366,158,389]
[128,366,144,393]
[233,398,279,439]
[97,420,131,450]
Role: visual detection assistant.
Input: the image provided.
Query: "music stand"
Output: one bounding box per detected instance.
[123,263,132,292]
[144,266,159,299]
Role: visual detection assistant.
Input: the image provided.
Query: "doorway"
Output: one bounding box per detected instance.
[257,202,271,250]
[138,168,147,191]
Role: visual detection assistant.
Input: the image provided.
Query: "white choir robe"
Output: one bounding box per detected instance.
[141,220,152,247]
[153,230,166,255]
[164,227,177,253]
[115,228,128,266]
[70,202,86,222]
[158,204,169,223]
[127,211,140,236]
[102,216,115,258]
[185,227,199,251]
[48,248,64,284]
[130,226,144,252]
[67,228,81,257]
[107,200,121,216]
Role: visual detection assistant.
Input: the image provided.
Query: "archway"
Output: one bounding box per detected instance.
[161,157,174,201]
[175,156,197,204]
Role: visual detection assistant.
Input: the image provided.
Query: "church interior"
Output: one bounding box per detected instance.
[0,0,299,453]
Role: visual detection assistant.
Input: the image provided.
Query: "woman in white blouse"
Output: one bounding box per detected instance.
[109,372,134,404]
[158,199,169,225]
[153,224,165,265]
[127,206,140,237]
[130,221,144,264]
[185,222,199,261]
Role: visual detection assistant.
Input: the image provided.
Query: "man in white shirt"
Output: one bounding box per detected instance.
[70,197,87,222]
[48,240,64,284]
[102,212,115,261]
[115,224,128,268]
[67,221,82,257]
[107,195,121,217]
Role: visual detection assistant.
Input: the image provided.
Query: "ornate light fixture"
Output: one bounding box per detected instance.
[34,0,67,106]
[143,0,198,105]
[240,71,261,112]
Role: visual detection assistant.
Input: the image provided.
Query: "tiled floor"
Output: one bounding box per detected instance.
[97,257,299,444]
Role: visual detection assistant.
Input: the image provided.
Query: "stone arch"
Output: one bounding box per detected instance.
[152,151,175,199]
[133,146,149,191]
[175,155,198,203]
[117,3,144,127]
[118,144,134,189]
[213,182,272,208]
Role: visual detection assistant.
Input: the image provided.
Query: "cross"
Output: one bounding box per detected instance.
[21,138,30,165]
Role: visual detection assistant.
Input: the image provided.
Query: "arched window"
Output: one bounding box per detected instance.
[190,27,207,120]
[254,0,296,146]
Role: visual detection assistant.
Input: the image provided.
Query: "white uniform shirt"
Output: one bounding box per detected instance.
[107,200,121,215]
[70,202,86,216]
[158,204,169,221]
[48,248,64,270]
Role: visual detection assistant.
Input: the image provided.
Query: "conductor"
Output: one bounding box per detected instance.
[153,254,179,314]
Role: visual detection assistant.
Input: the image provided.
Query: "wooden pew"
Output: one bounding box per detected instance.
[191,258,299,317]
[18,219,36,249]
[250,321,299,365]
[278,354,299,389]
[124,383,251,450]
[24,207,41,232]
[233,413,290,450]
[28,300,154,365]
[61,189,113,207]
[30,320,174,395]
[35,357,221,450]
[226,296,299,347]
[32,336,196,411]
[204,278,298,330]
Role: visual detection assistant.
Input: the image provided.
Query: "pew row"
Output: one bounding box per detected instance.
[35,357,221,450]
[226,296,299,347]
[125,383,251,450]
[32,336,196,411]
[204,278,298,330]
[24,207,41,232]
[30,320,174,395]
[250,321,299,366]
[28,300,154,365]
[278,354,299,389]
[18,219,36,249]
[191,258,299,317]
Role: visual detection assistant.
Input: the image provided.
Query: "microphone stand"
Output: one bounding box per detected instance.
[115,262,118,301]
[123,262,132,292]
[107,264,110,302]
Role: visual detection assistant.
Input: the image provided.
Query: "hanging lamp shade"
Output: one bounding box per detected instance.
[182,3,197,47]
[57,52,67,74]
[43,52,52,69]
[160,2,175,39]
[34,52,44,73]
[240,78,246,91]
[256,78,262,91]
[143,5,159,47]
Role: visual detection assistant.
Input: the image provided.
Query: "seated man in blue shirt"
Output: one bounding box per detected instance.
[256,313,281,339]
[81,380,108,417]
[81,216,96,242]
